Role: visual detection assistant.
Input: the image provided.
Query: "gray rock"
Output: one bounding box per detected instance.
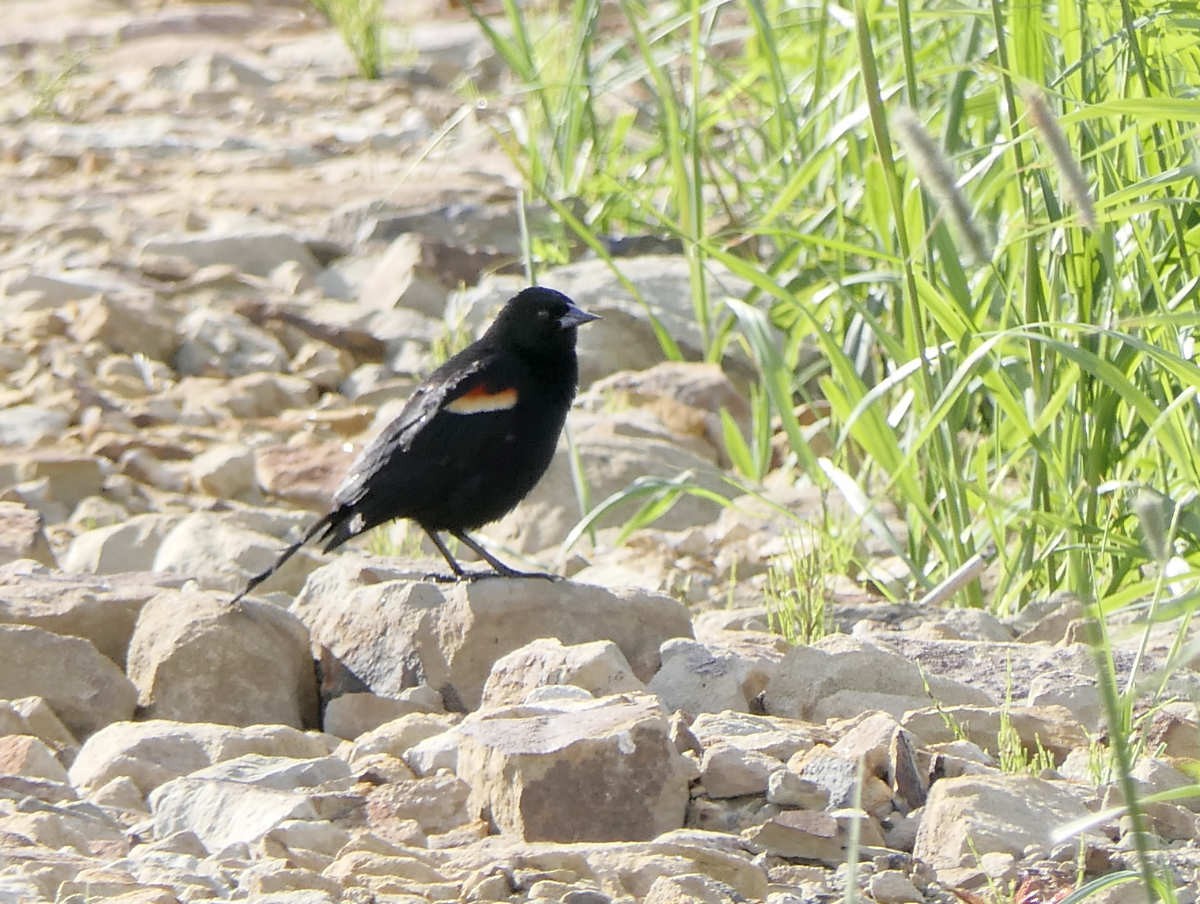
[699,743,780,798]
[0,501,54,567]
[322,690,443,741]
[457,693,691,841]
[0,405,70,446]
[126,589,318,728]
[493,424,731,555]
[482,637,644,709]
[901,703,1088,760]
[69,719,333,797]
[644,873,742,904]
[143,230,319,279]
[174,308,290,377]
[0,734,70,783]
[347,712,461,764]
[293,561,692,711]
[688,711,819,762]
[152,513,322,595]
[190,445,257,499]
[648,638,781,716]
[61,513,184,575]
[363,771,471,836]
[69,295,179,361]
[0,623,135,738]
[0,560,171,668]
[149,753,353,853]
[912,773,1093,870]
[764,634,991,722]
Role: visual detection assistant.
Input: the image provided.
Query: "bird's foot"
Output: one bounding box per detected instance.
[421,571,464,583]
[420,568,562,583]
[481,568,562,582]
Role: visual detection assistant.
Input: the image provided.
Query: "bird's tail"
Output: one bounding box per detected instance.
[229,511,338,606]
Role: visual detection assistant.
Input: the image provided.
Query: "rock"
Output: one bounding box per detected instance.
[9,695,78,753]
[699,743,780,798]
[69,295,179,361]
[125,589,318,728]
[356,233,446,315]
[789,747,862,810]
[481,637,644,708]
[0,734,70,783]
[143,231,320,279]
[687,711,820,762]
[0,501,54,566]
[766,769,828,809]
[190,445,257,499]
[1147,702,1200,759]
[764,635,991,722]
[152,513,322,595]
[217,372,320,420]
[69,720,333,797]
[254,440,348,507]
[364,772,471,836]
[293,562,692,711]
[0,556,167,668]
[347,712,461,764]
[322,690,443,741]
[830,711,928,809]
[1026,675,1102,731]
[493,427,731,555]
[647,637,780,716]
[912,774,1092,870]
[876,635,1098,713]
[456,693,691,841]
[869,869,924,903]
[149,753,354,853]
[0,405,70,446]
[585,362,752,467]
[901,703,1088,761]
[8,453,105,510]
[0,623,135,738]
[644,872,742,904]
[174,308,290,377]
[403,729,461,777]
[61,513,184,575]
[744,810,844,863]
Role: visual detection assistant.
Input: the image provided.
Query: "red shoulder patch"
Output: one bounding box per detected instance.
[445,384,519,414]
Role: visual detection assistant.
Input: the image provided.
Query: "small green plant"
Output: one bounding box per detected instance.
[28,48,87,119]
[429,296,477,368]
[765,528,850,645]
[365,521,427,560]
[996,708,1056,775]
[309,0,385,79]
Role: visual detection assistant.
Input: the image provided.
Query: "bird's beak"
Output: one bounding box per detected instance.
[559,303,601,329]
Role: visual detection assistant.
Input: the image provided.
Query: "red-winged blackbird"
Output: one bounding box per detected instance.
[231,286,599,604]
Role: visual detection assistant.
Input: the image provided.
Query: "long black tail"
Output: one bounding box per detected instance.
[229,511,338,606]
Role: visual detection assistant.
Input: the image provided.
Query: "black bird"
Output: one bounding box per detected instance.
[231,286,599,604]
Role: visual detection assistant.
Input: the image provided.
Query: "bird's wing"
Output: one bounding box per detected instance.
[332,348,507,507]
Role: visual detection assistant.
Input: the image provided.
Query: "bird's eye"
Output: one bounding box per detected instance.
[537,309,549,319]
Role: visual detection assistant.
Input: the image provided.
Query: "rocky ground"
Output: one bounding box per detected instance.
[1,1,1199,902]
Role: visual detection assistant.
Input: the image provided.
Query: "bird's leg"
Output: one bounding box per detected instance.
[422,529,466,583]
[450,530,559,581]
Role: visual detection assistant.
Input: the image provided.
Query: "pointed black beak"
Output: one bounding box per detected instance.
[559,303,601,330]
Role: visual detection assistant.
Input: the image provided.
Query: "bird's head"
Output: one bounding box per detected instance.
[491,286,600,355]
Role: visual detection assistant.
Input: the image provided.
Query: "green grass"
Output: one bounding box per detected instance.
[464,2,1200,898]
[310,0,386,79]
